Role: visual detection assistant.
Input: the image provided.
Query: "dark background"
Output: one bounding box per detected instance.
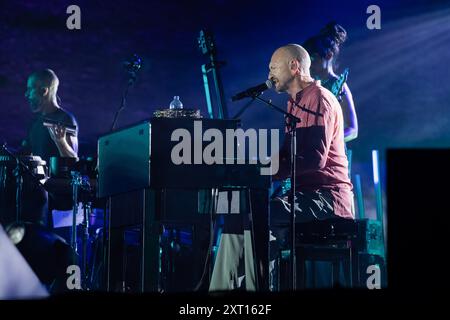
[1,0,450,219]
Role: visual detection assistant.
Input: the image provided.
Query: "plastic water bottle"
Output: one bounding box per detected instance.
[169,96,183,109]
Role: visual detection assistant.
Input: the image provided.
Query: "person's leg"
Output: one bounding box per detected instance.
[269,189,337,289]
[270,189,335,250]
[209,233,244,291]
[209,188,269,292]
[271,189,335,225]
[208,191,246,291]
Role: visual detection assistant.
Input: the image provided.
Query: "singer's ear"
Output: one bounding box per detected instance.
[289,59,299,72]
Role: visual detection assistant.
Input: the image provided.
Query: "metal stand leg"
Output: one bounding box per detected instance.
[71,172,81,254]
[248,188,269,291]
[14,164,23,223]
[81,202,91,289]
[247,189,260,291]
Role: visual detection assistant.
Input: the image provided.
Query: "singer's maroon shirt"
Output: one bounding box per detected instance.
[279,81,354,219]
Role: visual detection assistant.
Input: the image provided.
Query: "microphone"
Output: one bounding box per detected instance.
[123,54,143,72]
[123,54,143,85]
[231,80,273,101]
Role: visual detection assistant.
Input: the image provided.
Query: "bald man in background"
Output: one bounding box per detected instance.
[210,44,353,291]
[17,69,78,226]
[22,69,78,161]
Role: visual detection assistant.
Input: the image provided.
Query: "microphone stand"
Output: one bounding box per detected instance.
[231,94,258,120]
[231,95,301,291]
[110,75,136,132]
[110,55,142,132]
[252,95,300,291]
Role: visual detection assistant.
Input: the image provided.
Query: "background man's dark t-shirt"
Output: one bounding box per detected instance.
[23,108,78,162]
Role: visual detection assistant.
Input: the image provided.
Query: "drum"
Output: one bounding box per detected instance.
[47,156,97,181]
[0,155,48,225]
[48,157,78,179]
[74,157,97,180]
[45,156,99,212]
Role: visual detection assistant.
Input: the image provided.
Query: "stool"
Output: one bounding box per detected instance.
[277,218,368,289]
